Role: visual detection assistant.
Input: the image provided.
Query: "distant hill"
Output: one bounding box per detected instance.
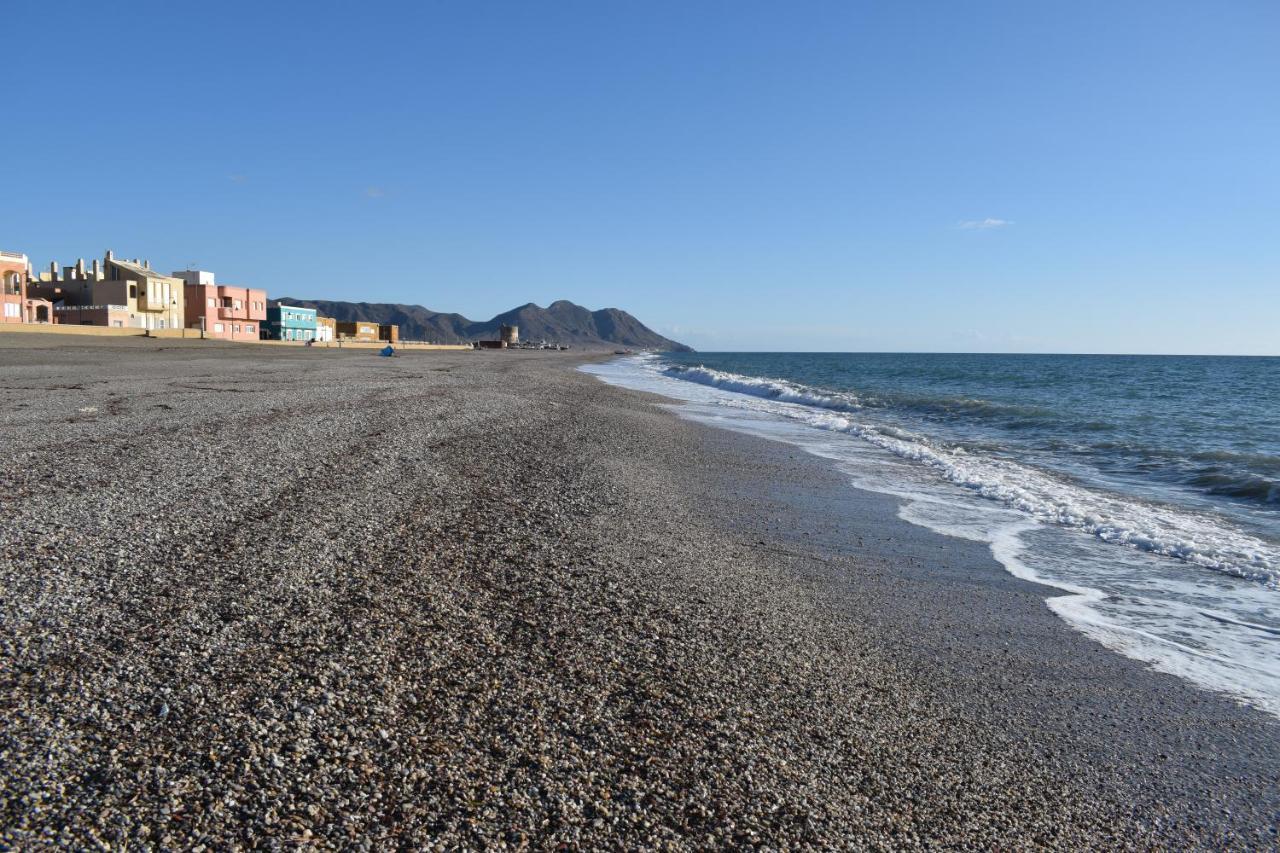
[271,298,694,351]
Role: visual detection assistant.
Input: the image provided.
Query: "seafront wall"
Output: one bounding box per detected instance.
[0,323,140,337]
[0,324,471,350]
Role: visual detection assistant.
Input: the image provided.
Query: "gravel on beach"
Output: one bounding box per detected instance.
[1,337,1276,849]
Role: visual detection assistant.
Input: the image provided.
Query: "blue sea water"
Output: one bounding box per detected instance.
[584,353,1280,717]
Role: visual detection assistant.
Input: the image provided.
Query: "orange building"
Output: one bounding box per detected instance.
[1,251,53,324]
[336,321,379,342]
[1,251,29,323]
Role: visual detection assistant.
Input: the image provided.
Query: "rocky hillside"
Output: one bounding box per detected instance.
[271,298,693,351]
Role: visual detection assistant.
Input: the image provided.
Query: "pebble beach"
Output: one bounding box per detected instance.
[1,336,1277,849]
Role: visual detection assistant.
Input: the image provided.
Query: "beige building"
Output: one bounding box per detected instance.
[30,250,185,330]
[315,316,336,342]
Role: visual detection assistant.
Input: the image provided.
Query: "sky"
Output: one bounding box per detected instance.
[3,0,1278,354]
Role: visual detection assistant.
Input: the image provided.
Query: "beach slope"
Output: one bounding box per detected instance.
[1,339,1275,847]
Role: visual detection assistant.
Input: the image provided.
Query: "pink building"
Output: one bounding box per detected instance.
[176,270,267,341]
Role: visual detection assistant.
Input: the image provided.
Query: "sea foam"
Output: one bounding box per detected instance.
[666,365,865,412]
[661,362,1280,589]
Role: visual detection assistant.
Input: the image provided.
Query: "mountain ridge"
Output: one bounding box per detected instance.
[271,298,694,351]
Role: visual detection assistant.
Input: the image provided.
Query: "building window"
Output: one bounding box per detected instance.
[246,325,254,333]
[208,296,215,307]
[233,299,242,310]
[130,285,138,299]
[214,323,224,333]
[3,303,19,318]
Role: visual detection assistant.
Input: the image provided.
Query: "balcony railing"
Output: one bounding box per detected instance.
[217,307,261,320]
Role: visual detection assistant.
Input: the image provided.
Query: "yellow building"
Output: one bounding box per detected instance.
[104,255,184,331]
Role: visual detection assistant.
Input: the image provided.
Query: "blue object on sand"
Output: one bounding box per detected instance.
[380,345,395,357]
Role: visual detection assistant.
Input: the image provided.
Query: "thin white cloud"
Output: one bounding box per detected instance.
[228,173,248,184]
[364,186,387,198]
[660,324,719,340]
[958,218,1014,230]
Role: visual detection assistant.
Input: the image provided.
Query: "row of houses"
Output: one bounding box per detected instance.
[0,249,398,344]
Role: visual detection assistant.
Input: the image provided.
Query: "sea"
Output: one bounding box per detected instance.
[583,352,1280,718]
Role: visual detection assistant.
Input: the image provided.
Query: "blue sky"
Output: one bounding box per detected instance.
[4,1,1277,353]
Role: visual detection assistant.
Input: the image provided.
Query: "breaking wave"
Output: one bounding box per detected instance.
[664,364,865,412]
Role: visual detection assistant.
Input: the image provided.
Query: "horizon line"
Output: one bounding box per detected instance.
[680,350,1280,358]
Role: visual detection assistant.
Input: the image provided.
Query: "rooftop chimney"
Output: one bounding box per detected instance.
[144,259,150,270]
[105,249,114,262]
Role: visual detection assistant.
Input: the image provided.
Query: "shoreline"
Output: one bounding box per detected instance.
[666,403,1280,823]
[591,353,1280,720]
[2,342,1276,846]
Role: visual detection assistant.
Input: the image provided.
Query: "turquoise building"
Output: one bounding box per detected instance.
[263,304,317,341]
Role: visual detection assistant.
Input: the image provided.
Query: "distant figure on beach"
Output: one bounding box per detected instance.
[379,345,396,357]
